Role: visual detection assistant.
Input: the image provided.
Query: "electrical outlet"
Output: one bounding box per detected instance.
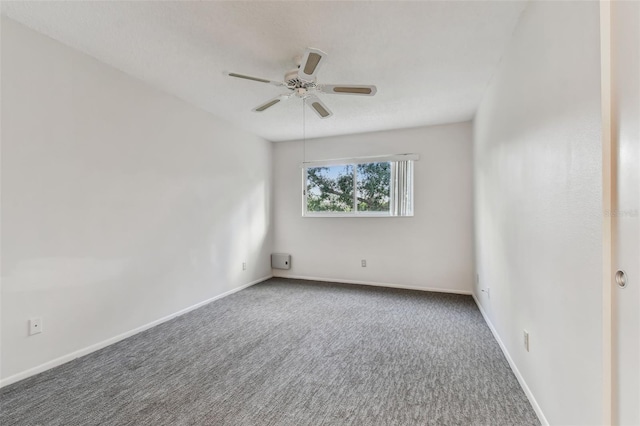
[523,330,530,352]
[361,259,367,267]
[481,287,490,299]
[29,317,42,336]
[242,262,247,271]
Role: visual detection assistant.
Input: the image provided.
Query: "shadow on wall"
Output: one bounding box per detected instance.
[211,180,270,287]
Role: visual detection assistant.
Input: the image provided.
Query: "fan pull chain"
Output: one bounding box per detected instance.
[302,97,306,163]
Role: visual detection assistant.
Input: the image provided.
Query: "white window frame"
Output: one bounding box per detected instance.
[301,154,417,218]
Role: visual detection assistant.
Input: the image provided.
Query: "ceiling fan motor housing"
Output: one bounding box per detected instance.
[285,69,317,90]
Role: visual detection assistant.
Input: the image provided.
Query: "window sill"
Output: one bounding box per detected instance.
[303,213,413,218]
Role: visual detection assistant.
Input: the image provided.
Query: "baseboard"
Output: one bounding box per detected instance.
[472,294,549,426]
[274,273,472,295]
[0,275,273,389]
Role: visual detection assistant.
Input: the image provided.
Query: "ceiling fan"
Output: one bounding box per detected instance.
[225,48,377,119]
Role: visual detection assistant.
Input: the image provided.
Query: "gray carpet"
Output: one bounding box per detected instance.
[1,278,540,426]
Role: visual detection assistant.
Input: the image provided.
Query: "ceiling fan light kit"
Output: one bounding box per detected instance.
[226,48,377,119]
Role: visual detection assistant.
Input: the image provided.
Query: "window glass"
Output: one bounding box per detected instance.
[306,165,354,212]
[356,162,390,212]
[304,159,413,217]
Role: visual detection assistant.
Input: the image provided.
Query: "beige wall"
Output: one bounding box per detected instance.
[1,18,273,384]
[272,122,474,294]
[473,1,603,424]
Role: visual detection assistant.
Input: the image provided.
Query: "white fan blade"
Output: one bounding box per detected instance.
[298,48,326,81]
[225,71,284,86]
[318,84,377,96]
[305,95,333,119]
[252,94,290,112]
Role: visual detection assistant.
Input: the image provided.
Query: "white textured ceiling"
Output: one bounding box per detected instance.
[1,1,526,142]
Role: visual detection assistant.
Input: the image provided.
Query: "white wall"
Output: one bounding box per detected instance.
[0,18,273,383]
[272,123,474,294]
[473,2,602,425]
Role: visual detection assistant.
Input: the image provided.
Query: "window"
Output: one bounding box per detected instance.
[303,155,415,217]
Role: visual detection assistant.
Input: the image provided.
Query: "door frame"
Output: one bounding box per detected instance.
[600,1,614,424]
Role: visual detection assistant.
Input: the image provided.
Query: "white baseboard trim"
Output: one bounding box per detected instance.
[273,273,472,295]
[471,294,549,426]
[0,275,273,389]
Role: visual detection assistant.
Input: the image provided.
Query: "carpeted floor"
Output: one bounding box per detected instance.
[1,278,540,426]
